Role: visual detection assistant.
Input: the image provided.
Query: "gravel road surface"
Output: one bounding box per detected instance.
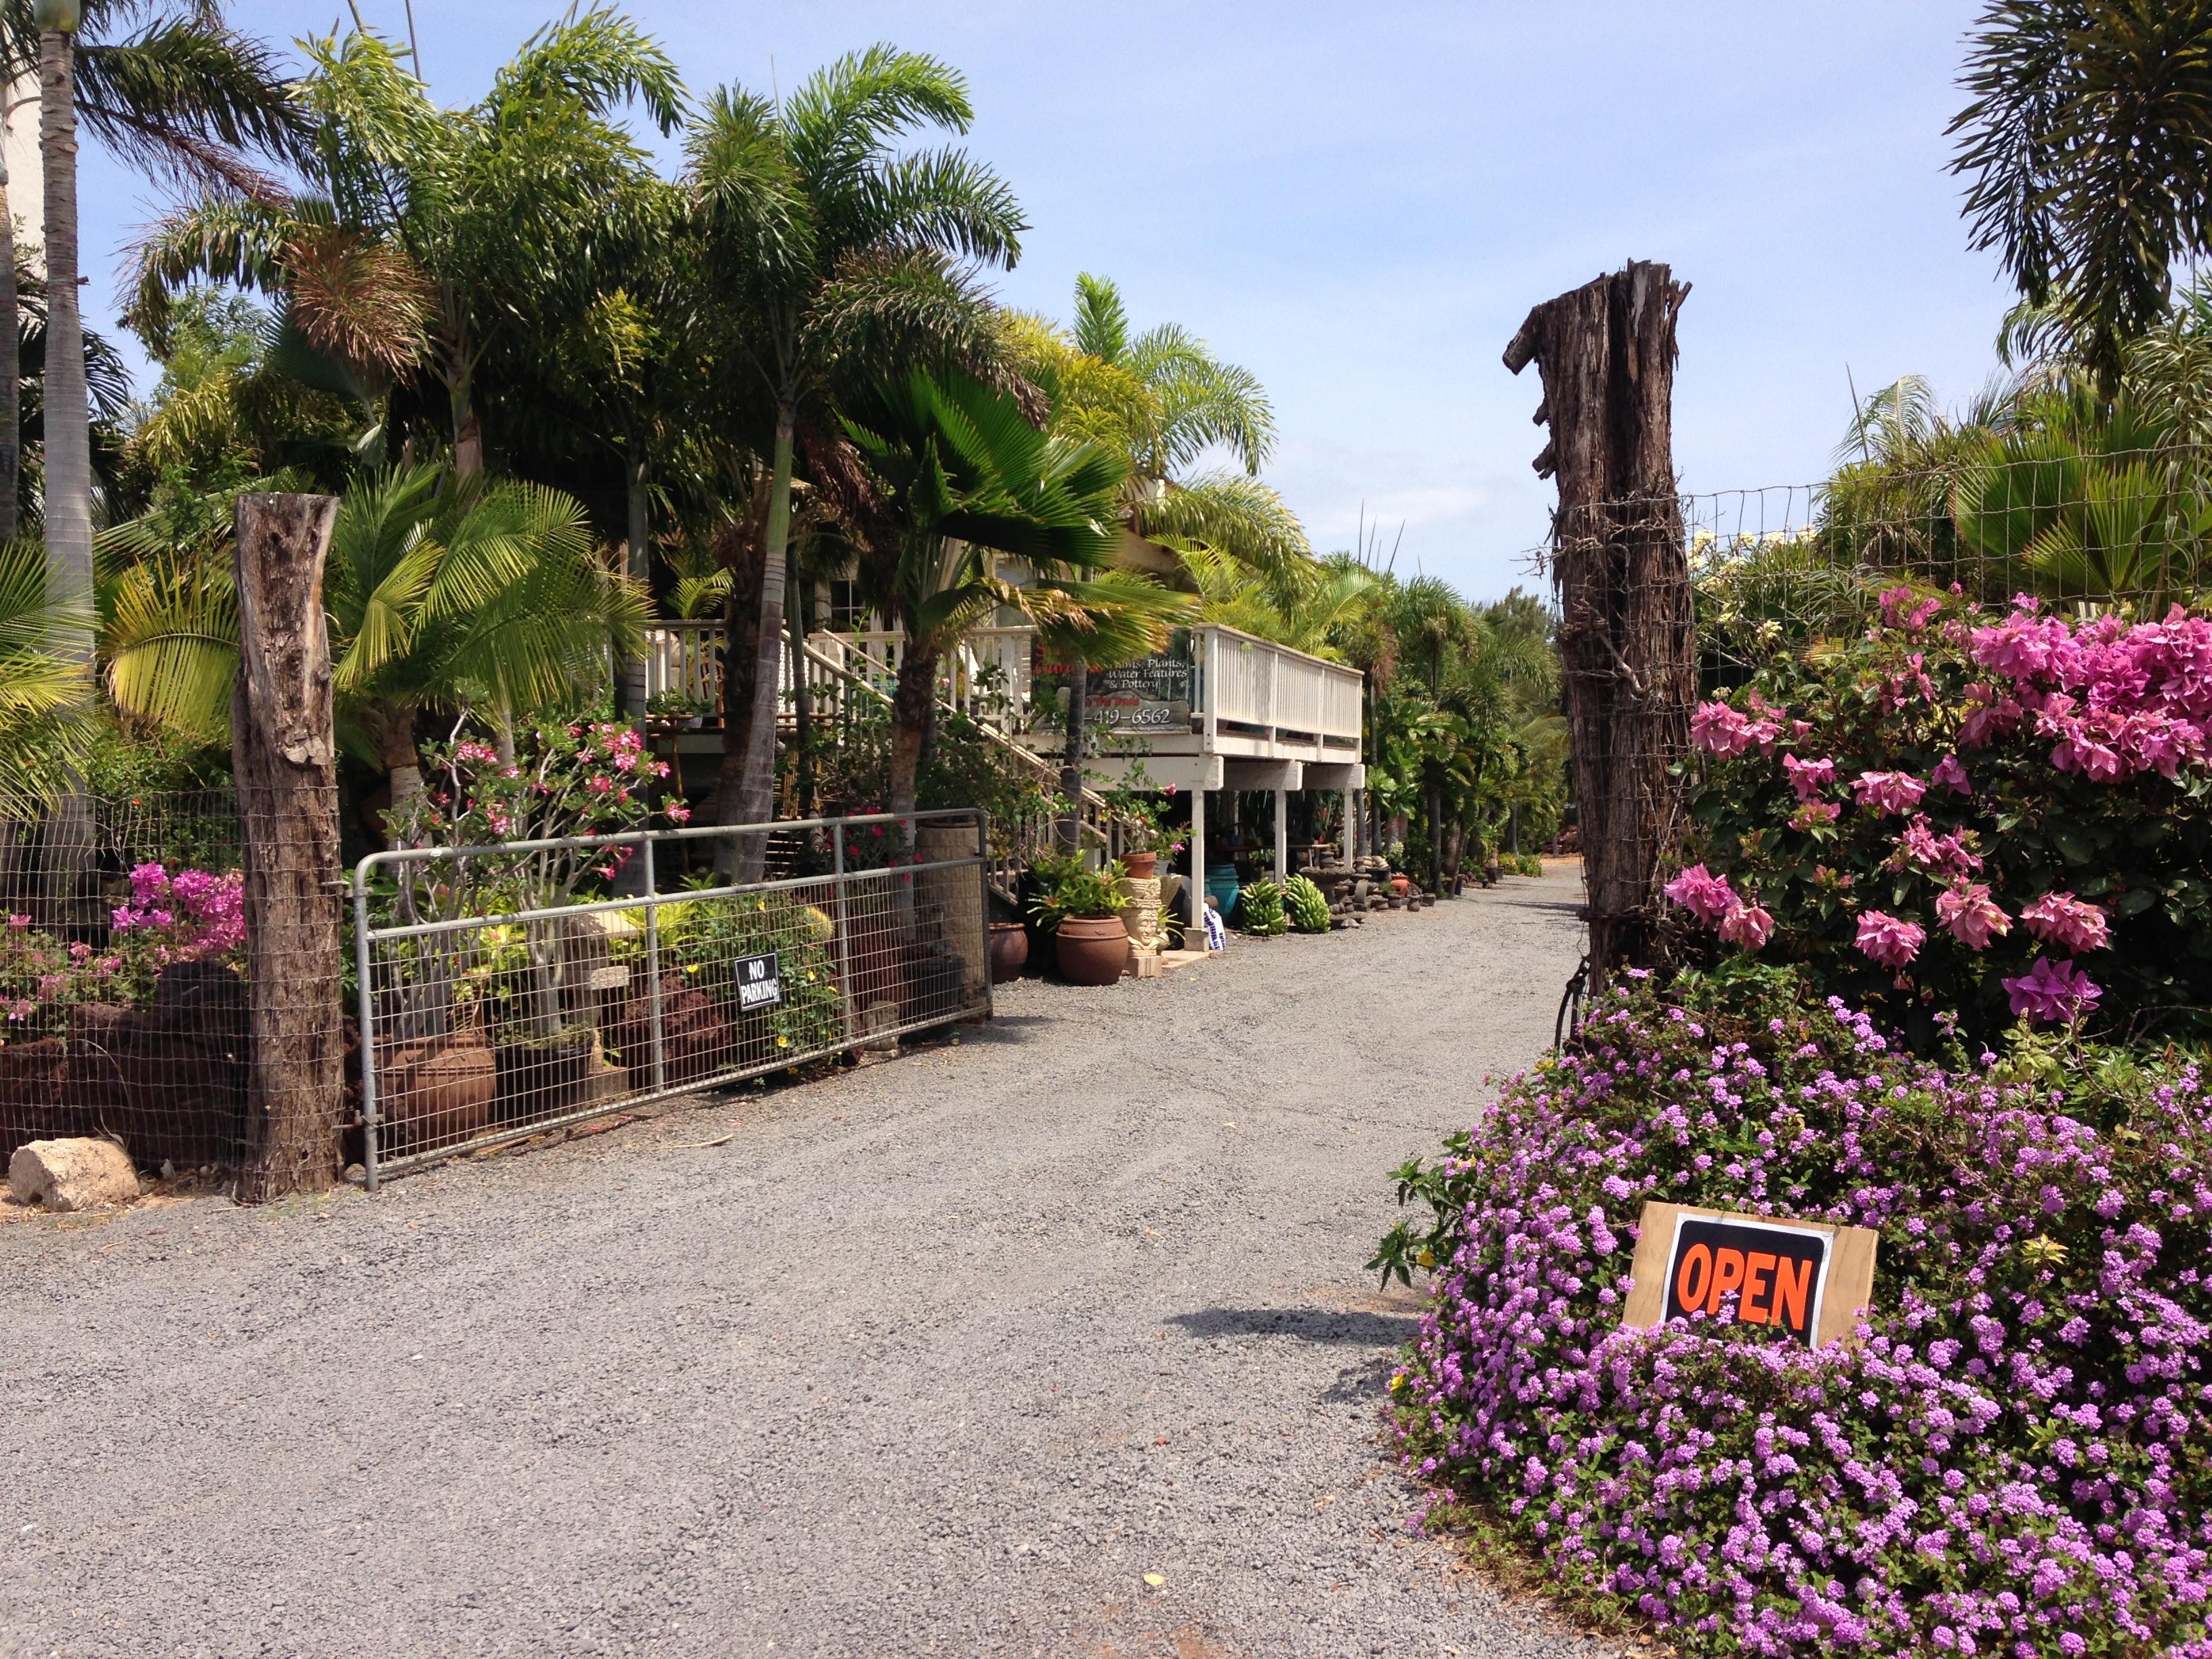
[1,866,1613,1659]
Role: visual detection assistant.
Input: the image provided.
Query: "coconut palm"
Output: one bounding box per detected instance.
[102,463,649,802]
[7,0,299,651]
[680,44,1027,839]
[1950,0,2212,393]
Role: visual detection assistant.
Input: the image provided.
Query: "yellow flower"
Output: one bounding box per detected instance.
[777,1035,790,1048]
[1416,1246,1436,1268]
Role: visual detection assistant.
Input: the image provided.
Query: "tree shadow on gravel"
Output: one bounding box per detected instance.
[1168,1307,1419,1347]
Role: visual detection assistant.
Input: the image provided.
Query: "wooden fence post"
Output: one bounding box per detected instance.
[232,492,342,1205]
[1504,261,1696,996]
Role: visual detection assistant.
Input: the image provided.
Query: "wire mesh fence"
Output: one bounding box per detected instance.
[0,790,258,1174]
[352,810,991,1183]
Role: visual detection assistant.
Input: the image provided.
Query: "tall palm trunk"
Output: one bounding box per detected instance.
[0,155,18,543]
[887,640,939,822]
[786,564,814,820]
[725,405,792,880]
[1057,658,1087,854]
[38,14,89,670]
[1425,775,1443,897]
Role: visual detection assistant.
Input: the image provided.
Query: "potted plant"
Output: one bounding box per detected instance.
[646,688,714,729]
[1027,860,1132,986]
[382,722,688,1124]
[1095,767,1183,880]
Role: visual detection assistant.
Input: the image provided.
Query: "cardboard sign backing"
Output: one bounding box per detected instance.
[1620,1200,1877,1348]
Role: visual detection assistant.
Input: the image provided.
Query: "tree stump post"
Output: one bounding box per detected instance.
[231,492,342,1205]
[1504,261,1696,996]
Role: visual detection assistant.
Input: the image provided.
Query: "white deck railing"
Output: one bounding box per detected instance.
[635,621,1362,752]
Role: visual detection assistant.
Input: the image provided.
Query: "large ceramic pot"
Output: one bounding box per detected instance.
[1053,915,1130,986]
[376,1033,496,1155]
[1204,863,1241,922]
[492,1029,596,1125]
[987,921,1029,984]
[1122,851,1159,879]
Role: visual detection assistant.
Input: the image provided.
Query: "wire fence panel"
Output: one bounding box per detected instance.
[0,790,253,1174]
[353,811,991,1185]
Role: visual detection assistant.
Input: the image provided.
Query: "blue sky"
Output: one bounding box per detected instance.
[76,1,2010,598]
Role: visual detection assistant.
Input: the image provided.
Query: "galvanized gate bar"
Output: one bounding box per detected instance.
[352,810,994,1185]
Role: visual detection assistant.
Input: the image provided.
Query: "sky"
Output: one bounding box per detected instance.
[72,0,2011,600]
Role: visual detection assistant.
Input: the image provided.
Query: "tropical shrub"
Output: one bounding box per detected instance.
[659,890,843,1061]
[1025,860,1126,926]
[1,863,245,1031]
[1379,964,2212,1659]
[1673,589,2212,1045]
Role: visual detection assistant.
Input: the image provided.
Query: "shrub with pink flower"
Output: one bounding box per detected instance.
[1662,863,1738,923]
[1677,592,2212,1044]
[1377,968,2212,1659]
[1854,908,1925,968]
[2019,891,2112,954]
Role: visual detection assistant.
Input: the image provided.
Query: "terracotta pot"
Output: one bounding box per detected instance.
[987,921,1029,983]
[1053,914,1130,986]
[492,1029,596,1125]
[1389,874,1410,897]
[377,1034,496,1155]
[1122,851,1158,878]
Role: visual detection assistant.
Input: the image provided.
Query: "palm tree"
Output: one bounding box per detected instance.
[102,464,649,803]
[0,534,88,791]
[7,0,299,632]
[681,45,1027,840]
[838,370,1152,821]
[1950,0,2212,393]
[129,12,684,476]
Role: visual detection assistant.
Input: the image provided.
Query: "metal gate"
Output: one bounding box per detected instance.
[352,811,992,1185]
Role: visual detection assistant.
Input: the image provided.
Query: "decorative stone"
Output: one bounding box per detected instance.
[9,1138,139,1212]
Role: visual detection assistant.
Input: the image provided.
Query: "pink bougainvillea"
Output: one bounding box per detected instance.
[1662,863,1740,923]
[1672,592,2212,1040]
[2019,891,2112,955]
[1854,909,1925,968]
[1936,881,2010,949]
[1851,769,1927,815]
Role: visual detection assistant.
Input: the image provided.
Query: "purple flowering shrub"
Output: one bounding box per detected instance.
[1380,966,2212,1658]
[1675,592,2212,1046]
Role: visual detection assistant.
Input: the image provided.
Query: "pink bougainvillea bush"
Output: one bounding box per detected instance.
[1675,590,2212,1045]
[1,861,245,1027]
[1376,966,2212,1658]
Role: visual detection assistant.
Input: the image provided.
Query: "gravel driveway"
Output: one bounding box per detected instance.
[1,865,1614,1659]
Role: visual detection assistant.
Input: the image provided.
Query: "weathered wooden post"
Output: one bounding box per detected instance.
[1504,261,1696,995]
[232,492,342,1205]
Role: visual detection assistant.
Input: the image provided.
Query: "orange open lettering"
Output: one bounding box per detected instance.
[1675,1242,1712,1312]
[1771,1255,1813,1332]
[1740,1252,1776,1324]
[1710,1247,1746,1309]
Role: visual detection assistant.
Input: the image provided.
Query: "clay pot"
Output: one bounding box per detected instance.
[1389,874,1410,897]
[987,921,1029,983]
[0,1037,73,1162]
[1122,851,1159,879]
[607,971,733,1089]
[492,1029,596,1125]
[377,1034,495,1155]
[1052,915,1130,986]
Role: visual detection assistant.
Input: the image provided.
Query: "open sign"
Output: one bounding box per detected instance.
[1622,1202,1877,1349]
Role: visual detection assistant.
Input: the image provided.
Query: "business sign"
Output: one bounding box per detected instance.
[1030,632,1194,735]
[735,951,782,1012]
[1621,1202,1877,1349]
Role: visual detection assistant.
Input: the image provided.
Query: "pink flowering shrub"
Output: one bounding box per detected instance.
[1,863,245,1029]
[1378,967,2212,1658]
[1675,591,2212,1044]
